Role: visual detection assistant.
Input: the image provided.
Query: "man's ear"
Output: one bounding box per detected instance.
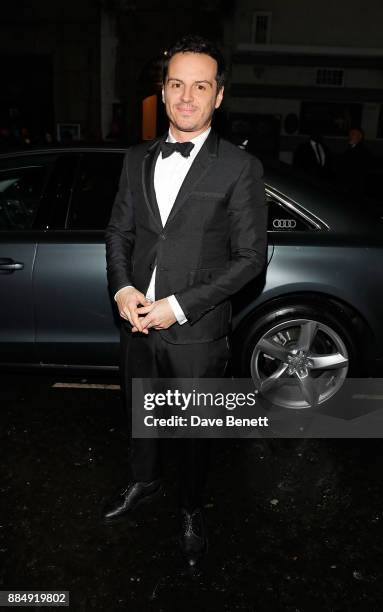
[161,87,165,103]
[215,85,224,109]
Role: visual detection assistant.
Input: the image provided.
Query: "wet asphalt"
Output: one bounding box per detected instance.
[1,371,383,611]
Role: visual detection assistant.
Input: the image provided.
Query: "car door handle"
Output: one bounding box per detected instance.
[0,258,24,271]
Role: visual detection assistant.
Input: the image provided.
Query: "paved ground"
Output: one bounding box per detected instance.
[1,371,383,611]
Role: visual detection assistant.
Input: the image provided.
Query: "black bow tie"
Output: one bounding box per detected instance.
[160,140,195,159]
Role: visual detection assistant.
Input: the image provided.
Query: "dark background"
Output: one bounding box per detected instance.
[1,0,383,164]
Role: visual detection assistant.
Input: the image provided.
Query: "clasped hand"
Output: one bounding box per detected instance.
[116,287,176,334]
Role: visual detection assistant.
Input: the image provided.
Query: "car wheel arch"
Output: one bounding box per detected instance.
[232,291,376,377]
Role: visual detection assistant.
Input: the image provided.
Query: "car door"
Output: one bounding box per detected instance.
[0,155,56,364]
[33,150,124,367]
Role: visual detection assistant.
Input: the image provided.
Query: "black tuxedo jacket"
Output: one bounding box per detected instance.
[105,130,268,344]
[293,141,333,180]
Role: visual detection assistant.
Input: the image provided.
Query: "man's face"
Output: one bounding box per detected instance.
[349,129,363,145]
[162,52,224,139]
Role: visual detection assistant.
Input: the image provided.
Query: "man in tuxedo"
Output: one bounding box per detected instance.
[337,127,373,197]
[104,35,267,566]
[293,132,333,181]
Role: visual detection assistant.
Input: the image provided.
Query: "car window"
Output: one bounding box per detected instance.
[0,165,49,230]
[66,152,124,230]
[267,193,316,231]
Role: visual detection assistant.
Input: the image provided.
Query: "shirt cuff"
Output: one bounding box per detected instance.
[114,286,133,302]
[167,295,188,325]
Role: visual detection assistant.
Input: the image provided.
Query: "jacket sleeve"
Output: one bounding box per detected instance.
[105,150,136,296]
[175,155,268,325]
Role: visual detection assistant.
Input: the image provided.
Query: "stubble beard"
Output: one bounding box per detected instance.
[171,121,200,133]
[169,112,214,135]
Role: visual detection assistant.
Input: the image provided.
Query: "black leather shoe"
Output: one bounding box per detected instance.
[103,480,162,523]
[179,508,208,567]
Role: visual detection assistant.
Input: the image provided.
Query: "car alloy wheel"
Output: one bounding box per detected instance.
[250,318,349,409]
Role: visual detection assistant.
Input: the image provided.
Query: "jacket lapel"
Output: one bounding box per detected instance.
[141,129,219,230]
[141,135,165,230]
[163,130,219,229]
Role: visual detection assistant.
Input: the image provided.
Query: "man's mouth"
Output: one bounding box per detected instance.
[176,106,196,115]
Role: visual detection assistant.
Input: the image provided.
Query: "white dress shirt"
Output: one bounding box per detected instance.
[115,126,211,325]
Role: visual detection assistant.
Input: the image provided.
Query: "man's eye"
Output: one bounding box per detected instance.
[197,85,206,91]
[171,83,181,88]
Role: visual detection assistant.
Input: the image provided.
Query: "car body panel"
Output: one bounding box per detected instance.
[33,237,119,366]
[233,243,383,360]
[0,241,37,362]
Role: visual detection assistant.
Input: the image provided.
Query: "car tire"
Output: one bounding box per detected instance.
[235,301,360,409]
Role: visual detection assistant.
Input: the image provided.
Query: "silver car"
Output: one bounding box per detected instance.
[1,147,382,409]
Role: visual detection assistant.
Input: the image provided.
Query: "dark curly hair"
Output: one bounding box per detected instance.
[162,35,226,91]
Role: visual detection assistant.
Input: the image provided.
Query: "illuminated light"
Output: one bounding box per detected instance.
[142,94,157,140]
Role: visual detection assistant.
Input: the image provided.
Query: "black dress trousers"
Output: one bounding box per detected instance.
[120,322,230,510]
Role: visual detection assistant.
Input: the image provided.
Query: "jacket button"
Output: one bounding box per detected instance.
[159,233,166,240]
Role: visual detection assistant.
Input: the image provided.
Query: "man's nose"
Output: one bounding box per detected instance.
[180,86,193,102]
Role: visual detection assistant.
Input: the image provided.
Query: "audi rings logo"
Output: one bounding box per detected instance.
[273,218,297,229]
